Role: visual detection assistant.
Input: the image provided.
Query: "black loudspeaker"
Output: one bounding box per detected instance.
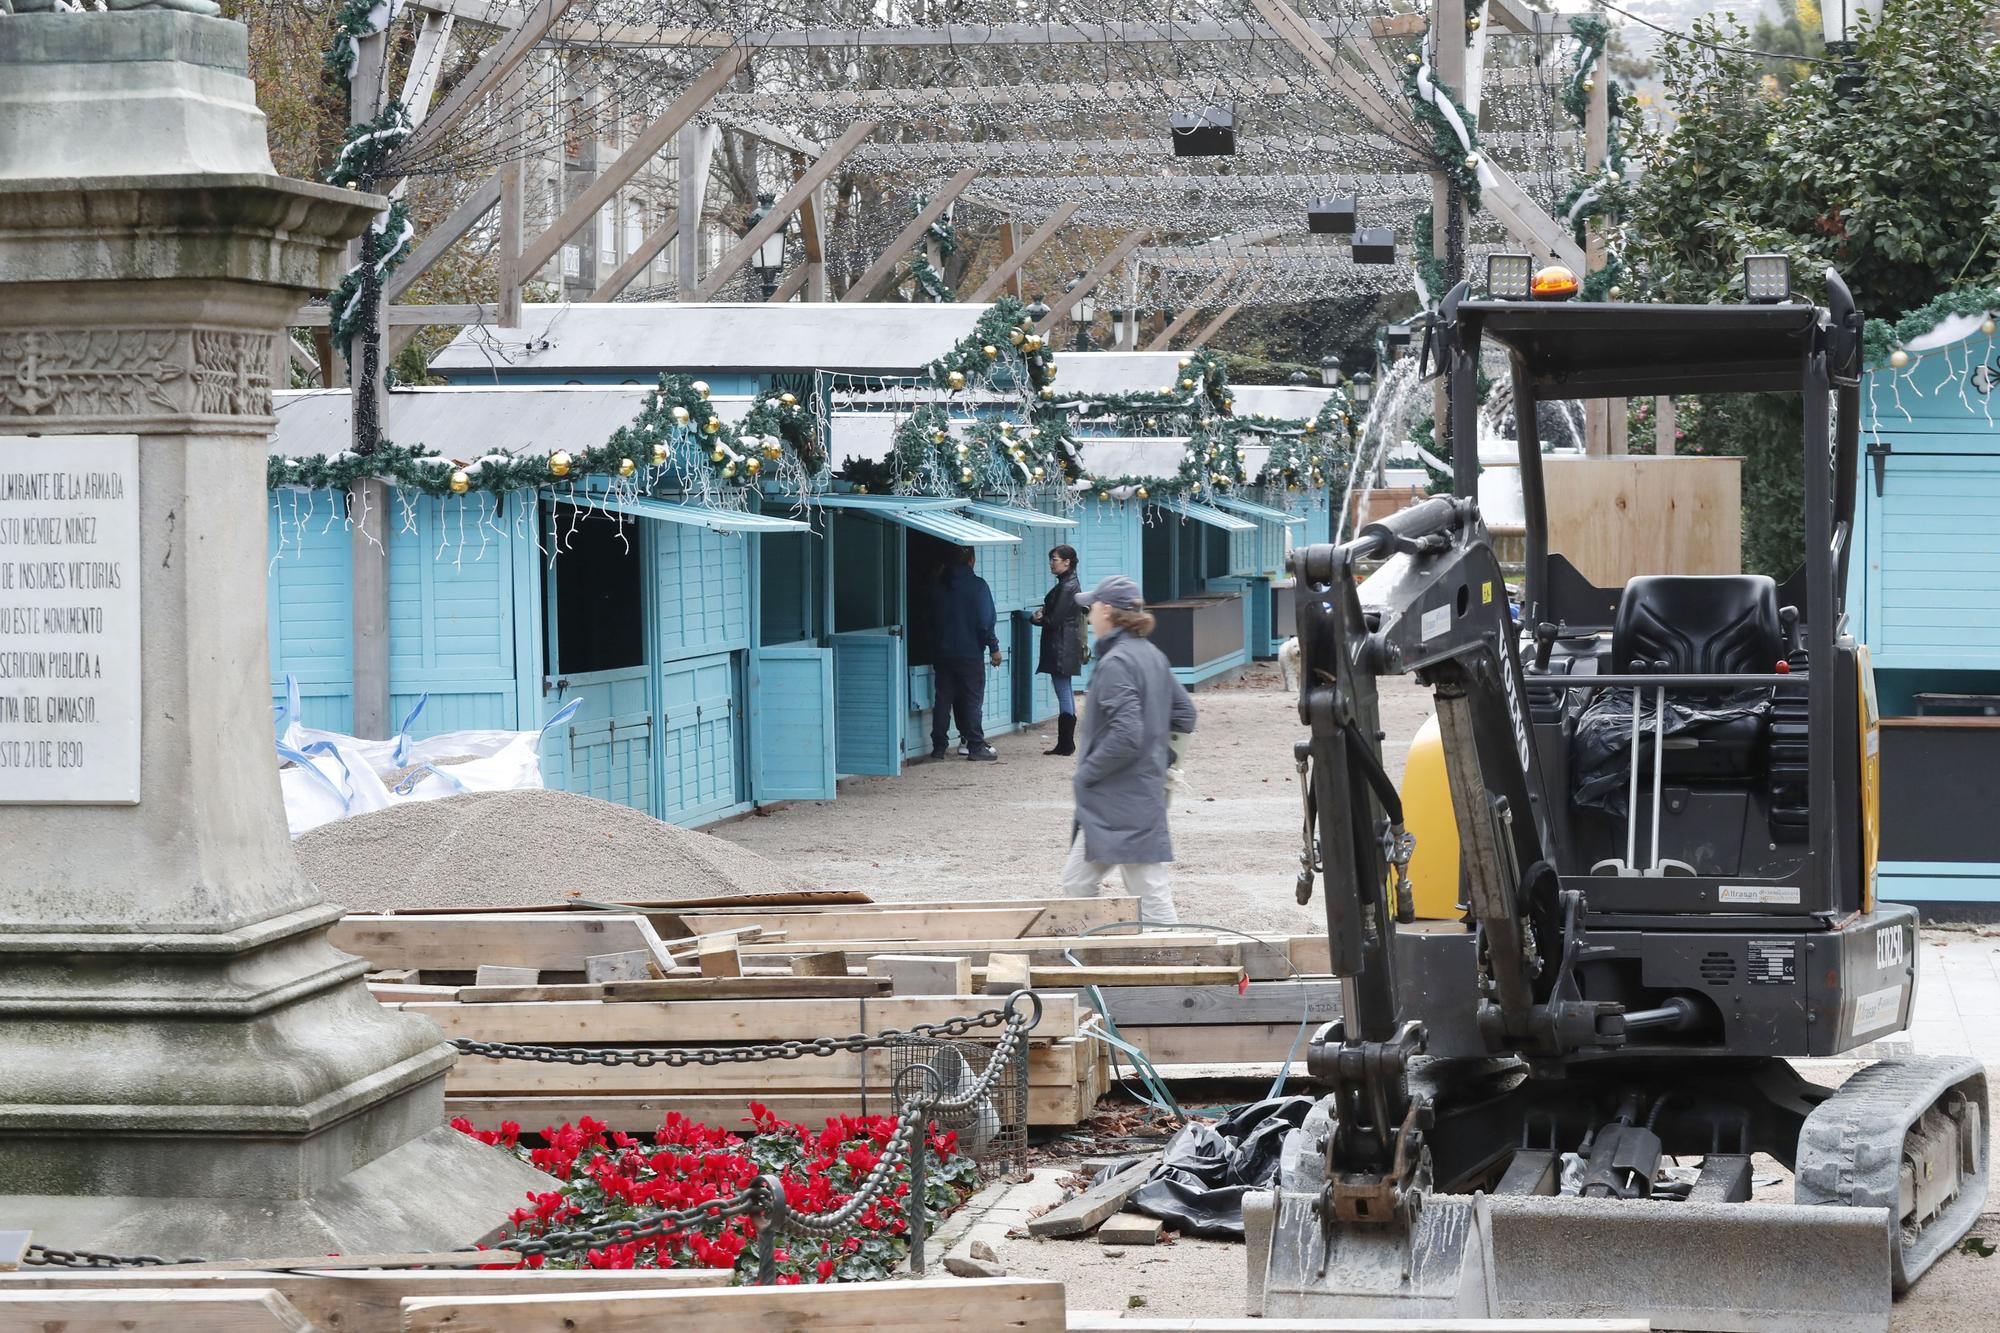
[1306,198,1358,235]
[1169,107,1236,157]
[1352,228,1397,264]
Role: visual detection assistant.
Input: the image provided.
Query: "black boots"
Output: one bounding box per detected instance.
[1045,713,1076,756]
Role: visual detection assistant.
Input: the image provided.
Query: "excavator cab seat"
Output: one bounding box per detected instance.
[1606,574,1782,781]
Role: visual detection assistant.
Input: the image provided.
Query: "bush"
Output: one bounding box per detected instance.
[453,1103,981,1283]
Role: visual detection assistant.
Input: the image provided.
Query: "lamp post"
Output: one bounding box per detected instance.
[1066,271,1096,351]
[1025,295,1051,325]
[1821,0,1883,98]
[1319,353,1342,387]
[745,192,787,299]
[1110,307,1131,349]
[1287,370,1309,385]
[1352,370,1373,406]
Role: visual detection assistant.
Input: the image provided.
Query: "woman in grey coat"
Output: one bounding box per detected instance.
[1063,575,1198,924]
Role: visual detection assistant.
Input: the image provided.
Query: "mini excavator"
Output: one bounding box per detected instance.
[1247,262,1989,1333]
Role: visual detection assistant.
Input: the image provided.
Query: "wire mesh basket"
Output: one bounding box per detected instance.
[885,1033,1028,1177]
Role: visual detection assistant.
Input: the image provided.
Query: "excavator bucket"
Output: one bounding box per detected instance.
[1248,1188,1893,1333]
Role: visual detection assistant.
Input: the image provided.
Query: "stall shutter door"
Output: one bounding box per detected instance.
[559,669,653,814]
[386,492,520,733]
[1864,446,2000,668]
[656,522,750,659]
[660,653,738,823]
[982,617,1014,735]
[751,644,835,801]
[267,491,355,731]
[832,629,905,776]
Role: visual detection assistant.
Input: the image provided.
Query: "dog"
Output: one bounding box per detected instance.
[1278,635,1302,693]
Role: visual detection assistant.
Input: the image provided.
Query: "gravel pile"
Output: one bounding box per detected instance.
[296,788,820,912]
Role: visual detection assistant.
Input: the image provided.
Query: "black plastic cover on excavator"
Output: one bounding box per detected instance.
[1454,300,1824,398]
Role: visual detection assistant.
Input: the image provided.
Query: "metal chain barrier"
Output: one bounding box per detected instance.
[22,991,1042,1280]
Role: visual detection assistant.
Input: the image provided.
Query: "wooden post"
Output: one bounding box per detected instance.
[348,31,392,739]
[1431,0,1467,452]
[968,203,1080,303]
[1033,230,1151,335]
[1583,44,1627,455]
[689,121,878,301]
[841,167,979,303]
[498,158,524,326]
[677,123,717,295]
[1656,396,1676,456]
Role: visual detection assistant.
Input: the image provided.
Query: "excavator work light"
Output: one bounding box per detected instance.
[1485,253,1533,300]
[1744,254,1792,303]
[1530,264,1580,301]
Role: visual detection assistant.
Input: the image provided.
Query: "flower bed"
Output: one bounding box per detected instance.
[453,1102,981,1283]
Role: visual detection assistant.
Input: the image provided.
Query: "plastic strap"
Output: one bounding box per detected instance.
[391,692,430,767]
[276,740,352,811]
[392,763,467,797]
[539,698,582,737]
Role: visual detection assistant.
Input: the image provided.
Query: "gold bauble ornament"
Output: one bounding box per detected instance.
[449,468,470,494]
[983,344,998,360]
[764,442,782,460]
[1406,51,1421,65]
[1135,486,1149,500]
[1222,398,1233,411]
[1046,364,1057,379]
[948,370,966,390]
[1097,490,1109,501]
[956,442,970,457]
[704,417,721,434]
[652,443,668,465]
[856,484,869,494]
[670,404,690,424]
[962,468,976,483]
[1009,328,1025,346]
[549,451,572,478]
[933,429,949,443]
[1983,316,1998,336]
[1464,152,1482,170]
[1001,422,1015,435]
[723,463,737,478]
[1178,357,1191,369]
[1467,13,1482,29]
[692,380,711,400]
[1145,417,1158,429]
[712,447,727,463]
[1180,377,1195,390]
[1581,77,1594,94]
[619,458,637,478]
[746,457,761,475]
[780,392,797,407]
[1889,348,1911,369]
[1304,422,1317,434]
[1032,466,1045,480]
[1288,483,1300,493]
[1608,285,1624,300]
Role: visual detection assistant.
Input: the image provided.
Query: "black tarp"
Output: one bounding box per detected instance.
[1123,1096,1315,1239]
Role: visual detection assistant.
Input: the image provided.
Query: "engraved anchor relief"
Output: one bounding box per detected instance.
[0,328,274,420]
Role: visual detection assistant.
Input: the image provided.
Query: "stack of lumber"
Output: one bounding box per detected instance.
[335,897,1348,1132]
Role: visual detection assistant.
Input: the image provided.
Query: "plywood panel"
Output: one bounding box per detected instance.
[1542,456,1741,587]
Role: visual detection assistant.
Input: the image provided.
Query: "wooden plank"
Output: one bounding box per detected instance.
[968,203,1081,302]
[448,1083,1093,1130]
[400,1276,1067,1333]
[473,965,538,988]
[0,1270,728,1333]
[588,208,678,302]
[1097,1213,1163,1246]
[985,952,1032,995]
[1068,1319,1651,1332]
[444,1040,1086,1096]
[368,983,462,1002]
[0,1233,23,1273]
[697,936,742,978]
[455,976,892,1003]
[401,994,1081,1042]
[868,954,973,995]
[1013,965,1245,988]
[1117,1022,1308,1065]
[674,906,1045,942]
[741,936,1237,966]
[843,166,981,302]
[1065,980,1341,1026]
[791,949,850,978]
[332,915,656,972]
[1027,1154,1161,1236]
[388,890,876,914]
[0,1288,313,1332]
[583,950,658,984]
[1033,230,1152,334]
[1541,457,1742,587]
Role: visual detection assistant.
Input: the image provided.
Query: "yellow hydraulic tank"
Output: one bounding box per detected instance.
[1399,713,1463,920]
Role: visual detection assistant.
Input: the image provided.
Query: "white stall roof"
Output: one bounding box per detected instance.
[1052,352,1187,395]
[269,386,752,459]
[1232,385,1338,419]
[429,302,994,377]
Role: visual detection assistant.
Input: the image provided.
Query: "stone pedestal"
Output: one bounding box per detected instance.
[0,13,550,1257]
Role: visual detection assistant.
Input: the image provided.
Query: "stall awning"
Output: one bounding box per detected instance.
[963,502,1079,530]
[1160,498,1256,533]
[545,490,814,534]
[1213,496,1306,527]
[814,494,1020,546]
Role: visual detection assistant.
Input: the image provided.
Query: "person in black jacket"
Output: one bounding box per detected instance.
[1030,544,1084,755]
[927,546,1002,761]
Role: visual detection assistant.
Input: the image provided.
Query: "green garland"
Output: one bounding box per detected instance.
[924,297,1059,392]
[1412,206,1447,305]
[270,373,821,497]
[911,251,955,303]
[324,0,387,89]
[325,101,412,190]
[1466,0,1485,45]
[1403,56,1482,212]
[1562,15,1610,124]
[327,199,414,354]
[1863,287,2000,366]
[1251,394,1356,492]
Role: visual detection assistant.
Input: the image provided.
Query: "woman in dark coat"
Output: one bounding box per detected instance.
[1030,544,1084,755]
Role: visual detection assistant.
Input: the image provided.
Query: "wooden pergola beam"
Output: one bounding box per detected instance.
[291,303,502,327]
[1186,278,1265,349]
[767,264,810,303]
[516,49,748,281]
[842,166,980,303]
[967,202,1080,303]
[688,120,878,301]
[379,171,503,305]
[1035,229,1152,334]
[1146,261,1244,351]
[591,210,679,301]
[401,0,578,163]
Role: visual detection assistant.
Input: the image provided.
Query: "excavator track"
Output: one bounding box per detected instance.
[1794,1054,1989,1292]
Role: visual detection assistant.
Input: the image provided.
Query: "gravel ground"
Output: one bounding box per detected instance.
[714,659,1433,930]
[715,663,2000,1329]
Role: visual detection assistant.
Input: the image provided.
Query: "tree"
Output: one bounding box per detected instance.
[1621,0,2000,574]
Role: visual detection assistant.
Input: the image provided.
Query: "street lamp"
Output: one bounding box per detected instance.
[1351,371,1373,406]
[1287,370,1309,385]
[1065,272,1097,351]
[1111,307,1133,348]
[1025,294,1051,325]
[1319,353,1342,387]
[1821,0,1882,98]
[745,192,787,299]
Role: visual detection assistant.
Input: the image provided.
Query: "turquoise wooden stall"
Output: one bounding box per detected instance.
[1848,313,2000,914]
